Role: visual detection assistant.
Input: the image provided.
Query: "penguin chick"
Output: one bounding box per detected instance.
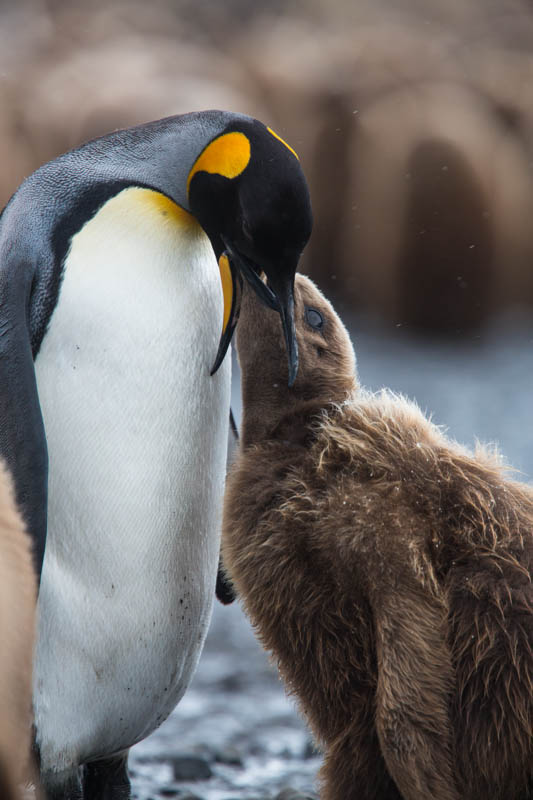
[0,463,37,800]
[223,274,533,800]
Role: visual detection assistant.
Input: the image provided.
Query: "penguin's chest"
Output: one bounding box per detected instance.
[33,188,231,758]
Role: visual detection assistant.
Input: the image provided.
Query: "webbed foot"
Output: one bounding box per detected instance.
[82,753,130,800]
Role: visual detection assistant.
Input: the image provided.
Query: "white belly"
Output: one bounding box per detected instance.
[33,188,231,773]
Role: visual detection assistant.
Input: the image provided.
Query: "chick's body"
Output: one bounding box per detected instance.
[223,275,533,800]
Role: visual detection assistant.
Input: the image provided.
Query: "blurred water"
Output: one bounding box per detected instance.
[130,310,533,799]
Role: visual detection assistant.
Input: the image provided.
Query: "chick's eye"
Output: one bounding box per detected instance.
[305,307,324,330]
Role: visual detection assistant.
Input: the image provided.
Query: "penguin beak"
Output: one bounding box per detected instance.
[210,253,243,376]
[264,272,299,388]
[221,240,299,387]
[223,242,279,312]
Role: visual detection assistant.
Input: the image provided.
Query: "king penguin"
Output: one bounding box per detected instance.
[0,110,312,799]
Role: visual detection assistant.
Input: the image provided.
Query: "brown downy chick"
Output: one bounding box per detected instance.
[0,463,38,800]
[223,274,533,800]
[236,272,356,449]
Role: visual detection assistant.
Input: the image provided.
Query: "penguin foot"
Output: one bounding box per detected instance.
[82,753,131,800]
[42,767,83,800]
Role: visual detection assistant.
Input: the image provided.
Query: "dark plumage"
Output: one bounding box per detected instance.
[222,274,533,800]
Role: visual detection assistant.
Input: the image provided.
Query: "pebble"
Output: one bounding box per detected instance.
[170,755,213,782]
[129,603,319,799]
[174,794,203,800]
[213,746,244,767]
[302,739,321,760]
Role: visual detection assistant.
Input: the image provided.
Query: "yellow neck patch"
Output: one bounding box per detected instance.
[218,253,233,334]
[267,127,299,160]
[141,190,199,229]
[187,132,251,197]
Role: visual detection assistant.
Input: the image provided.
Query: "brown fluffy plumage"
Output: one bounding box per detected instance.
[222,274,533,800]
[0,462,37,800]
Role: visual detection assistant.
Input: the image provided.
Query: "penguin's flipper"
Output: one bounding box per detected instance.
[219,409,238,605]
[0,240,48,582]
[216,557,236,605]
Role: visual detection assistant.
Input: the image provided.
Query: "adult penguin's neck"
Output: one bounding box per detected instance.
[17,110,249,219]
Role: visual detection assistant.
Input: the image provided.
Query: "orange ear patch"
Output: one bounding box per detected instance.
[267,127,299,161]
[187,132,251,196]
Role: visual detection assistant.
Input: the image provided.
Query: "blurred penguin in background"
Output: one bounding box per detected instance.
[0,462,37,800]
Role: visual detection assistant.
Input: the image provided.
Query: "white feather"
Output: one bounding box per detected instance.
[33,187,231,774]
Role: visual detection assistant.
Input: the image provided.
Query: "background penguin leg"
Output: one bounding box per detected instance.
[82,753,130,800]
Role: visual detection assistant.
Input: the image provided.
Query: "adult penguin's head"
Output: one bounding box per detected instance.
[187,118,313,387]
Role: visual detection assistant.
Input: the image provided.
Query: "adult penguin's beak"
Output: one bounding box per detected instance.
[262,272,298,387]
[210,253,243,376]
[216,240,299,387]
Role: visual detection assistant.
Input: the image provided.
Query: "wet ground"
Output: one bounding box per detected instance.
[129,310,533,800]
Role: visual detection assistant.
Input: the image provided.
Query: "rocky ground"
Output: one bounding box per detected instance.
[128,311,533,800]
[130,599,320,800]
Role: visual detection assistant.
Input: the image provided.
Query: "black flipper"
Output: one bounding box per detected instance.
[0,241,48,582]
[216,558,236,605]
[216,406,239,605]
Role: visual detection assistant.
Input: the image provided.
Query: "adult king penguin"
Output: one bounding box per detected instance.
[0,110,312,799]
